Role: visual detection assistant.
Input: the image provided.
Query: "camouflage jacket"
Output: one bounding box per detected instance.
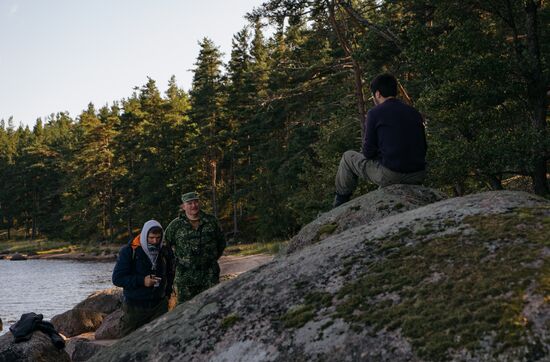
[164,211,225,274]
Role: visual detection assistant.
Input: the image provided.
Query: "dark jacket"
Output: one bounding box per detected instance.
[9,312,65,349]
[112,240,175,307]
[362,98,427,173]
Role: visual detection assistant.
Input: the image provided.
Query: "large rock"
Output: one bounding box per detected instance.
[286,184,446,254]
[94,309,123,340]
[10,253,27,261]
[0,331,70,362]
[51,288,122,337]
[65,332,115,362]
[90,191,550,361]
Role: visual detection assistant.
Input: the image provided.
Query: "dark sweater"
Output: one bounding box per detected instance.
[362,98,427,173]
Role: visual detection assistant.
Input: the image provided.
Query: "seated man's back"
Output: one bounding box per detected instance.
[363,97,427,174]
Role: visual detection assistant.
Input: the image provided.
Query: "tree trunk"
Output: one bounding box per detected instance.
[210,159,218,218]
[102,203,107,241]
[127,215,132,241]
[453,183,465,196]
[7,216,12,240]
[327,0,367,139]
[231,150,239,237]
[109,195,114,243]
[524,0,548,194]
[31,188,38,239]
[487,175,503,190]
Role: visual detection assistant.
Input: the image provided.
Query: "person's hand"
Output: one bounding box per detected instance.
[144,274,161,287]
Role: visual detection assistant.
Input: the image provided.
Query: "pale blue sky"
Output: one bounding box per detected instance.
[0,0,265,127]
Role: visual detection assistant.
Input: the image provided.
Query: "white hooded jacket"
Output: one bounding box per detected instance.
[139,219,163,268]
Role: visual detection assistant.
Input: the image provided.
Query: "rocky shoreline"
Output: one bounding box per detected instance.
[31,252,117,262]
[1,251,117,262]
[0,253,274,361]
[0,288,124,362]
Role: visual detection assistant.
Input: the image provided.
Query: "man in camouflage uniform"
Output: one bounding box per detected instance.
[165,191,226,304]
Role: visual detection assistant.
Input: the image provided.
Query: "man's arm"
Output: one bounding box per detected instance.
[362,111,379,160]
[162,245,176,296]
[112,246,144,289]
[164,220,175,250]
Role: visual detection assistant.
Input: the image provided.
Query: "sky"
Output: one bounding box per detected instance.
[0,0,265,128]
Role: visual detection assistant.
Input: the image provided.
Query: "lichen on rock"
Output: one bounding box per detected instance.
[89,190,550,362]
[286,184,447,254]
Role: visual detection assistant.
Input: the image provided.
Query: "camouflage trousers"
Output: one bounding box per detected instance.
[175,269,219,304]
[335,150,426,195]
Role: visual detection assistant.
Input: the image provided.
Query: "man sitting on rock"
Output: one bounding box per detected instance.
[112,220,175,336]
[333,73,427,208]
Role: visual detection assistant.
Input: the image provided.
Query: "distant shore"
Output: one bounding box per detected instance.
[1,251,117,262]
[29,252,117,262]
[0,239,283,263]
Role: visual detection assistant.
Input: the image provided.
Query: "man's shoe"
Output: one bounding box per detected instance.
[333,193,351,208]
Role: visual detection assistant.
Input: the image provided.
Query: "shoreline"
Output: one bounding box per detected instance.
[2,252,117,262]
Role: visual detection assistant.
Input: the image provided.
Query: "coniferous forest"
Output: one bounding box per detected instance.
[0,0,548,243]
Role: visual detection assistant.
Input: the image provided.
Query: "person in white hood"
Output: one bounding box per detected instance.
[112,220,175,336]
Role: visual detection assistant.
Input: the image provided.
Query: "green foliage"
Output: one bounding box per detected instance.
[0,0,548,243]
[189,38,227,219]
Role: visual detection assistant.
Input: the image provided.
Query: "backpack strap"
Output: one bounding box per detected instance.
[130,234,140,270]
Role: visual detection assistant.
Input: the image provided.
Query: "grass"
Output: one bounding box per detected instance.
[224,240,287,256]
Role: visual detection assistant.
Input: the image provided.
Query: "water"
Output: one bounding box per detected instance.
[0,259,115,335]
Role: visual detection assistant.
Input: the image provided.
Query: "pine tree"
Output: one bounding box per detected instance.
[63,104,121,241]
[189,38,227,218]
[226,27,253,237]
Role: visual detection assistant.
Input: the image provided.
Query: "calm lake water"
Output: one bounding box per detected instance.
[0,259,115,335]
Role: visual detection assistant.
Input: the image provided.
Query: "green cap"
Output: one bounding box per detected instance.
[181,191,199,203]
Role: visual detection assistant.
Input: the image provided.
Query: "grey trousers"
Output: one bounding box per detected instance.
[335,150,426,196]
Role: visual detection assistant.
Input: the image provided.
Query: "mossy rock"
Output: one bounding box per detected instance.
[90,191,549,362]
[287,184,447,254]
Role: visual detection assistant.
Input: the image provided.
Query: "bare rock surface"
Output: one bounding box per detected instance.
[93,309,123,340]
[51,288,122,337]
[287,184,446,254]
[89,190,550,361]
[66,332,116,362]
[0,330,70,362]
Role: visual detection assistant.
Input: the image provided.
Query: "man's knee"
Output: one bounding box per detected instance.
[338,150,360,171]
[342,150,359,162]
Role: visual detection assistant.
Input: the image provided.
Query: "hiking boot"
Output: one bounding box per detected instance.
[333,193,351,208]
